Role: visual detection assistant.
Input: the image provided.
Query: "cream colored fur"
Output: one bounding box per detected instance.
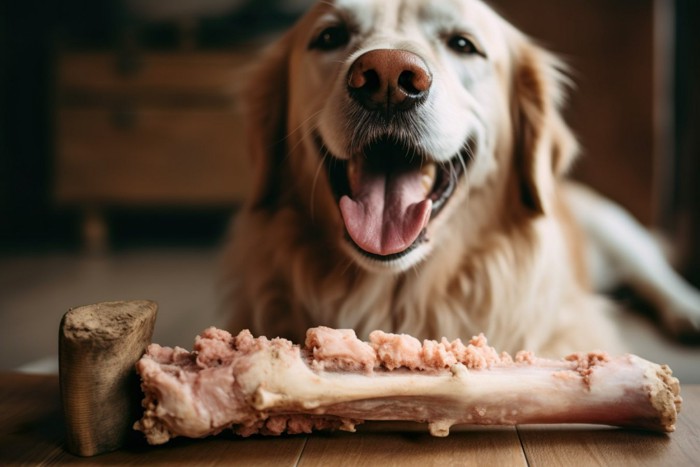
[222,0,700,356]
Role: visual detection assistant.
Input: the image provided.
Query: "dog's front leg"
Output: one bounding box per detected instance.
[564,182,700,337]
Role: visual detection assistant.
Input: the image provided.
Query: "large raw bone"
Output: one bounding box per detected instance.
[134,327,683,443]
[59,300,157,457]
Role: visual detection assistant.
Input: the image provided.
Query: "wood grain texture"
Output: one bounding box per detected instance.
[517,386,700,467]
[1,374,698,466]
[52,435,308,466]
[55,108,251,205]
[54,51,256,211]
[59,300,158,457]
[0,374,64,466]
[298,426,527,467]
[58,52,253,103]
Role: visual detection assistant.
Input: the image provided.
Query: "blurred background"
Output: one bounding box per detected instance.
[1,1,698,379]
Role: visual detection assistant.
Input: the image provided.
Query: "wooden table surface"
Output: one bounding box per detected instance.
[1,373,698,466]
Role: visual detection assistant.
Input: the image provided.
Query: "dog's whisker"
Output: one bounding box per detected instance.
[285,118,325,159]
[458,142,472,179]
[317,0,343,14]
[284,136,308,161]
[283,110,324,143]
[310,153,329,223]
[342,259,356,277]
[408,259,422,282]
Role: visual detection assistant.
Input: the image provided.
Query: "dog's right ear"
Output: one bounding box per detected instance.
[511,40,579,216]
[243,33,293,209]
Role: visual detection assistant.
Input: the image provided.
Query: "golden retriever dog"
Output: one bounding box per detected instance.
[223,0,700,356]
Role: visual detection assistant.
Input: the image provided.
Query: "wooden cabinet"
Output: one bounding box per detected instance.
[55,52,256,249]
[56,107,248,205]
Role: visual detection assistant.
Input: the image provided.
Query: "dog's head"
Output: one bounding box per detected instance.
[244,0,577,272]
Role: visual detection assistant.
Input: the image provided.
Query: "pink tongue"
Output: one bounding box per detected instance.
[339,163,432,256]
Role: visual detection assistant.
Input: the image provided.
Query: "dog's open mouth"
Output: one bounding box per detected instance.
[319,135,468,261]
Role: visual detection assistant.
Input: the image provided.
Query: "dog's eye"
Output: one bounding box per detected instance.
[447,35,483,57]
[309,26,350,51]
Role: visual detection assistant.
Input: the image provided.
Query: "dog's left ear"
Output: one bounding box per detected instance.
[512,41,578,215]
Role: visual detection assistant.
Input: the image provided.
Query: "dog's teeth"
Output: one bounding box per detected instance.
[421,163,437,194]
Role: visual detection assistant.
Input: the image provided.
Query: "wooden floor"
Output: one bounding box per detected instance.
[1,374,698,466]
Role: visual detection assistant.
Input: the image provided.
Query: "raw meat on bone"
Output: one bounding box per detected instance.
[134,327,682,444]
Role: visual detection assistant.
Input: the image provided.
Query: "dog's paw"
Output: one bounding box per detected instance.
[659,289,700,341]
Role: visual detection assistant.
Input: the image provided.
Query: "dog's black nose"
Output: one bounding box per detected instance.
[347,49,432,115]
